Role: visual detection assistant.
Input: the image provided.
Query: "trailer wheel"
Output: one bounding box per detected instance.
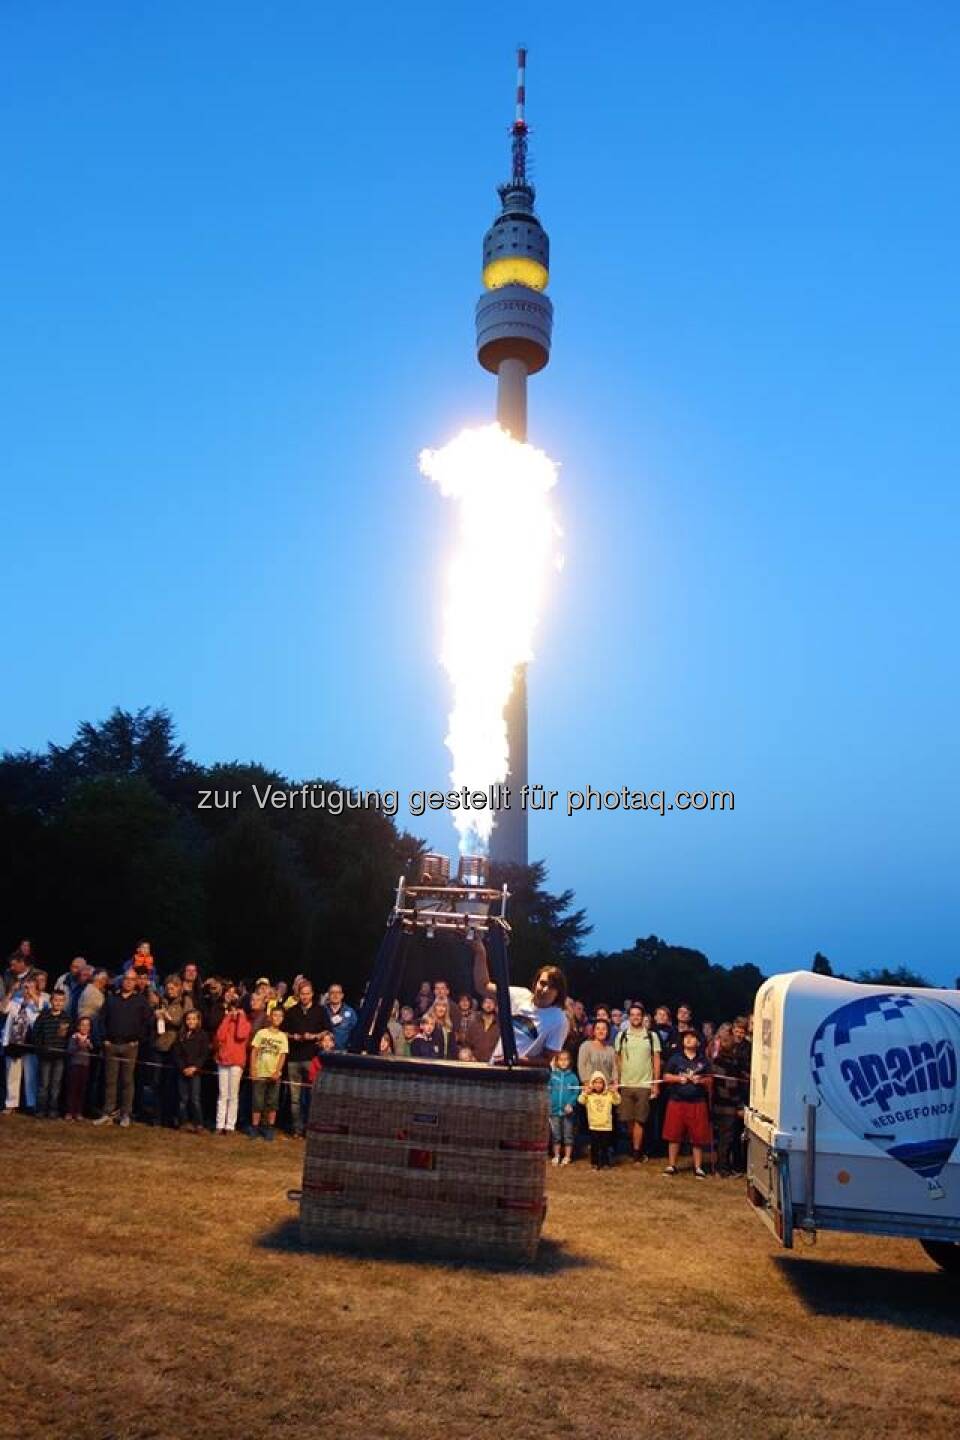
[920,1240,960,1274]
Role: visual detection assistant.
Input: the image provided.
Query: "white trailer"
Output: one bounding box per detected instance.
[744,971,960,1272]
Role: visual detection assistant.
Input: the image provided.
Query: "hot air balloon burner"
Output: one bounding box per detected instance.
[392,867,509,937]
[457,854,487,888]
[418,853,450,885]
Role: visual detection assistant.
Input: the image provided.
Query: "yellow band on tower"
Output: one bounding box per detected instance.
[482,256,549,292]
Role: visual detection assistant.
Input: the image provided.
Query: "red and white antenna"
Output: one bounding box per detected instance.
[510,45,529,185]
[515,46,527,127]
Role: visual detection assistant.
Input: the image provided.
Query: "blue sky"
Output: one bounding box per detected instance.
[3,4,959,983]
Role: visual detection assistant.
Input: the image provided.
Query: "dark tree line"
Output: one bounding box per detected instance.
[2,707,838,1017]
[810,951,930,988]
[0,708,422,996]
[568,935,766,1019]
[0,709,594,1000]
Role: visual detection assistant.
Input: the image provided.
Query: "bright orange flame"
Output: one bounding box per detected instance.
[418,424,562,854]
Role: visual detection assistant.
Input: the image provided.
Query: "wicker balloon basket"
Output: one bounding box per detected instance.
[299,1051,549,1262]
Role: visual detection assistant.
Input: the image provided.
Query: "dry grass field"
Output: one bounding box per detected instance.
[2,1114,957,1440]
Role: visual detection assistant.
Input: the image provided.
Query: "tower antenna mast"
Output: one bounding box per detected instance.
[511,45,528,185]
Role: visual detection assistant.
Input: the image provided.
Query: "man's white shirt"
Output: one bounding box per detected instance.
[491,986,569,1062]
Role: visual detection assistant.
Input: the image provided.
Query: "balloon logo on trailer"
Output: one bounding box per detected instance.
[810,992,960,1200]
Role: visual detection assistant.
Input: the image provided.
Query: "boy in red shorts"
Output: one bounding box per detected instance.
[661,1029,713,1177]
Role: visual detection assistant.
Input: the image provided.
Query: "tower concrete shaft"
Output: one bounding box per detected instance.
[494,356,530,868]
[475,48,552,868]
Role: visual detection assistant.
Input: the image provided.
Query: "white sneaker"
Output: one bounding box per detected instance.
[92,1113,113,1126]
[560,1156,571,1166]
[118,1115,131,1129]
[551,1154,561,1166]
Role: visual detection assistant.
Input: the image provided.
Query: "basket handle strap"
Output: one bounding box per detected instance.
[486,919,519,1066]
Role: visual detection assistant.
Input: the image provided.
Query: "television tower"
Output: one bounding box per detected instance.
[476,47,553,869]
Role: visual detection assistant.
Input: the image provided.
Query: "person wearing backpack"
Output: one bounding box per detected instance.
[615,1003,662,1163]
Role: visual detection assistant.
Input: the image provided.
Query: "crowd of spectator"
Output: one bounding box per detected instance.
[1,936,753,1171]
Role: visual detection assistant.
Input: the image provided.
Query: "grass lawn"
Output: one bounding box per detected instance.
[2,1114,957,1440]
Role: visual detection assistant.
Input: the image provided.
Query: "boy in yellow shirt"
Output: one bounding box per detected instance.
[248,1004,289,1142]
[578,1070,621,1170]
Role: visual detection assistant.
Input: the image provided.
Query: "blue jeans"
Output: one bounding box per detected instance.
[38,1057,65,1116]
[177,1072,203,1126]
[154,1050,179,1125]
[285,1060,313,1134]
[549,1114,576,1147]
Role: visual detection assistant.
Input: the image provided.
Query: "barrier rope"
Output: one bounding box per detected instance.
[2,1041,749,1124]
[1,1039,319,1090]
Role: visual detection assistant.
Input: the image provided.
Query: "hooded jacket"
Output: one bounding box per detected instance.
[578,1072,621,1131]
[549,1064,581,1117]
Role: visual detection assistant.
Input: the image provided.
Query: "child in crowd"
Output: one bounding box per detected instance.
[65,1016,94,1120]
[248,1003,288,1141]
[306,1030,338,1087]
[410,1014,441,1058]
[396,1019,419,1057]
[578,1071,621,1170]
[428,998,457,1058]
[33,987,72,1117]
[661,1028,713,1178]
[457,1045,475,1062]
[452,994,475,1051]
[173,1007,211,1133]
[549,1049,580,1166]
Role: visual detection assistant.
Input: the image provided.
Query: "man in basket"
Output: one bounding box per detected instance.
[471,938,569,1066]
